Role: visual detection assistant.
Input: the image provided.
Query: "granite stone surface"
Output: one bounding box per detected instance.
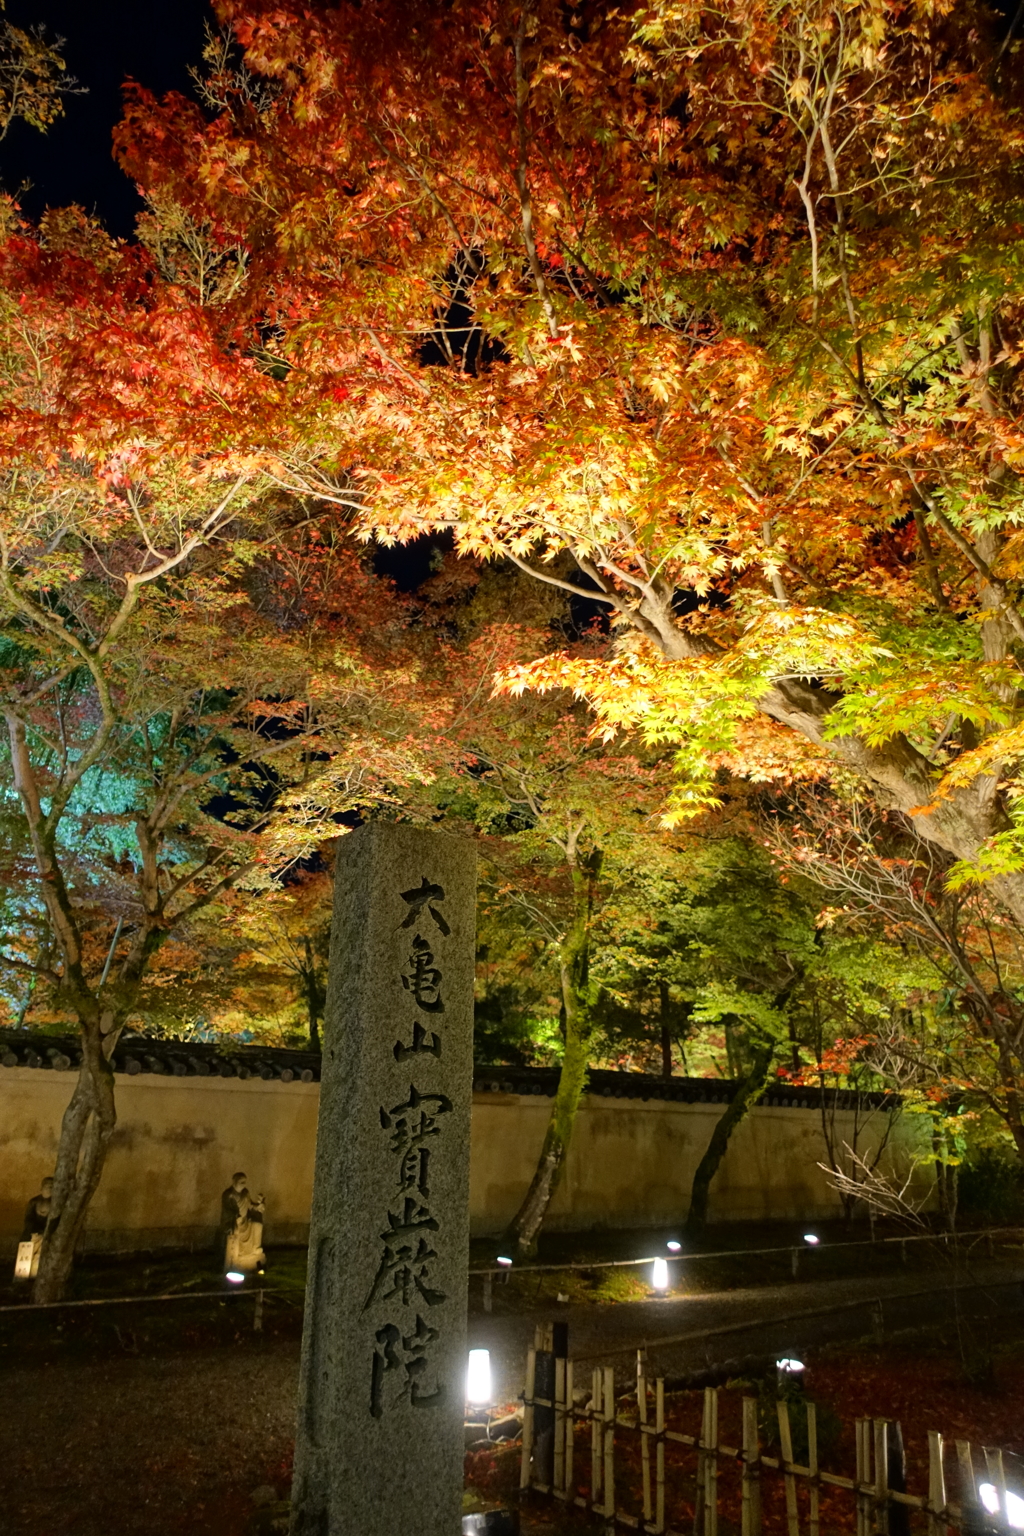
[290,823,477,1536]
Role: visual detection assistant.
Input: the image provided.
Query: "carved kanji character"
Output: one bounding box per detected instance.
[398,876,451,937]
[393,1019,442,1062]
[379,1085,452,1156]
[369,1315,444,1418]
[401,935,445,1013]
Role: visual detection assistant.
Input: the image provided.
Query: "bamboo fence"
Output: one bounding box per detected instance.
[518,1335,1018,1533]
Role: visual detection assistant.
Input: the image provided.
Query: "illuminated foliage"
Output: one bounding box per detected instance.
[116,0,1024,924]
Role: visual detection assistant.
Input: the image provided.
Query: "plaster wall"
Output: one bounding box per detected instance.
[0,1068,929,1252]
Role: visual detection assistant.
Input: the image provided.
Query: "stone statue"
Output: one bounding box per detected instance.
[218,1171,266,1274]
[14,1175,53,1280]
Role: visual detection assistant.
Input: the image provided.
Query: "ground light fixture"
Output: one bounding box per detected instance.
[803,1233,820,1245]
[496,1255,513,1267]
[666,1240,682,1252]
[980,1483,1024,1528]
[651,1257,670,1292]
[225,1271,245,1284]
[466,1348,492,1407]
[776,1357,805,1390]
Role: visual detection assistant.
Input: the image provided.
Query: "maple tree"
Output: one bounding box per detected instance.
[7,0,1022,1286]
[384,567,672,1252]
[387,564,914,1242]
[113,0,1024,936]
[206,871,334,1047]
[589,816,925,1229]
[0,209,433,1299]
[765,786,1024,1183]
[0,14,76,145]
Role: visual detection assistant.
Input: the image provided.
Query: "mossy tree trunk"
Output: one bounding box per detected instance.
[5,710,251,1303]
[505,846,602,1258]
[684,1041,775,1237]
[302,937,325,1052]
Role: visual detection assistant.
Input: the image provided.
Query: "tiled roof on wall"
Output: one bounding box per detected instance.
[0,1029,321,1083]
[0,1031,897,1111]
[471,1065,895,1111]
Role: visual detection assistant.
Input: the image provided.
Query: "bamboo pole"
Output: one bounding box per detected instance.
[656,1378,666,1536]
[604,1365,616,1522]
[926,1432,945,1536]
[741,1396,762,1536]
[807,1401,819,1536]
[521,1346,537,1492]
[639,1354,653,1529]
[694,1394,706,1536]
[855,1418,872,1536]
[985,1447,1008,1524]
[565,1360,575,1503]
[554,1356,566,1496]
[705,1387,719,1536]
[955,1439,975,1520]
[873,1420,889,1536]
[592,1367,603,1511]
[777,1399,800,1536]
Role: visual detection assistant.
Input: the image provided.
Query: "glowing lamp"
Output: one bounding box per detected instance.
[666,1240,682,1253]
[226,1270,245,1284]
[980,1485,1000,1516]
[979,1483,1024,1529]
[803,1233,820,1245]
[496,1255,513,1267]
[776,1356,805,1391]
[651,1258,670,1292]
[467,1348,492,1406]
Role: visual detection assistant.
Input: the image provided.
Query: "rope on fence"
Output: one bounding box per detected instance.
[468,1224,1024,1279]
[0,1284,275,1313]
[0,1284,273,1334]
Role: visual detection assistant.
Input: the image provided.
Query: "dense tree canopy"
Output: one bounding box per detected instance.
[115,0,1024,923]
[6,0,1024,1284]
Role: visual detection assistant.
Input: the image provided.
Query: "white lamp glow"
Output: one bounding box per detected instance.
[496,1255,513,1267]
[467,1348,492,1406]
[651,1257,670,1291]
[226,1270,245,1284]
[776,1357,804,1373]
[980,1484,1000,1516]
[977,1483,1024,1527]
[803,1233,820,1245]
[1005,1489,1024,1529]
[667,1240,682,1253]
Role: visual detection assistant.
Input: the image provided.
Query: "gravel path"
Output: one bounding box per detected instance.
[470,1256,1024,1398]
[1,1260,1020,1535]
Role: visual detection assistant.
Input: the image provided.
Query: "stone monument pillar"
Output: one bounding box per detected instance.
[290,822,477,1536]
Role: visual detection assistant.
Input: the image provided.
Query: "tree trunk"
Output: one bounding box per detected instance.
[660,980,673,1078]
[33,1029,117,1303]
[303,938,323,1052]
[503,1010,590,1257]
[684,1044,775,1236]
[504,850,601,1257]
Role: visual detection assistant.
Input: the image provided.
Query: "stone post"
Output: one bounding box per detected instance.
[290,822,477,1536]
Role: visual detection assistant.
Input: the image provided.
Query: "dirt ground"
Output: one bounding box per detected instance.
[1,1236,1022,1535]
[1,1339,298,1536]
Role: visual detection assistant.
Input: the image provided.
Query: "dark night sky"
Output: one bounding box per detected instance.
[3,0,211,237]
